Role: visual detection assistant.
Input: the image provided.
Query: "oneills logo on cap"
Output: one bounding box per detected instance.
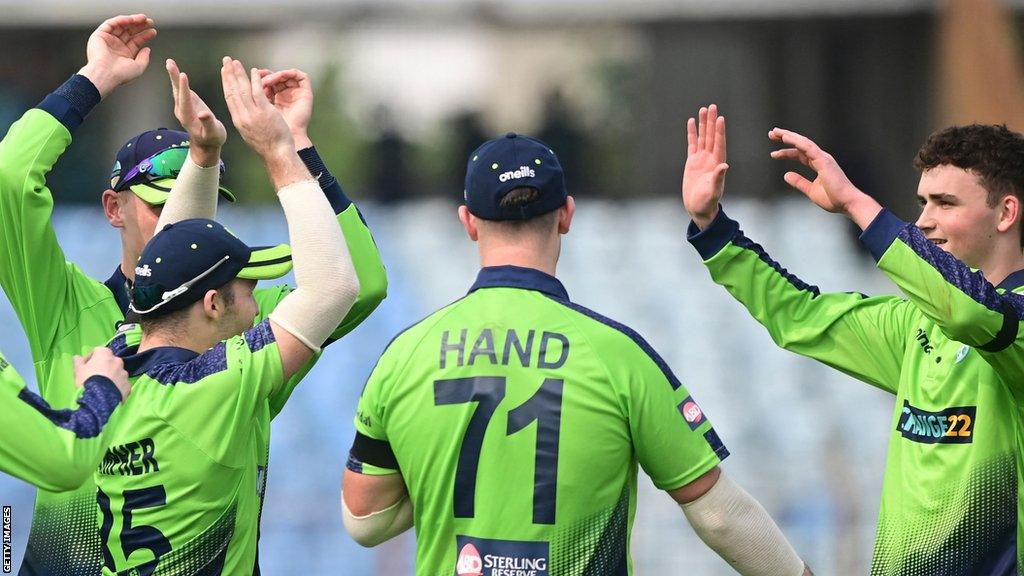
[498,166,536,183]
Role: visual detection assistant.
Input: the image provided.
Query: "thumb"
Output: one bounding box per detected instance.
[134,46,151,68]
[712,163,729,187]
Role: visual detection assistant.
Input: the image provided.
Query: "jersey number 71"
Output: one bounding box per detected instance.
[434,376,564,525]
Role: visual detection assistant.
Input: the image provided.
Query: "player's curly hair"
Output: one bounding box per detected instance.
[914,124,1024,209]
[915,124,1024,245]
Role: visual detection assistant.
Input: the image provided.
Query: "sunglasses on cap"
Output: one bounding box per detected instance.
[114,146,226,192]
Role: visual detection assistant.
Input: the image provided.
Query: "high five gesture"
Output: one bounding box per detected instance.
[682,104,729,229]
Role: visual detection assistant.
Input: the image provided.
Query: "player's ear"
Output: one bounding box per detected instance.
[102,190,125,228]
[997,193,1020,233]
[202,289,221,320]
[558,195,575,235]
[458,205,479,242]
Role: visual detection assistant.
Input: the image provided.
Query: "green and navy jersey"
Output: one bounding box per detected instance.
[95,320,282,575]
[688,207,1023,575]
[0,351,122,492]
[0,75,386,575]
[350,266,728,576]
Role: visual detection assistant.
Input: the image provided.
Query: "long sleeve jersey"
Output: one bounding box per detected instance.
[0,75,387,575]
[0,352,121,492]
[688,207,1023,576]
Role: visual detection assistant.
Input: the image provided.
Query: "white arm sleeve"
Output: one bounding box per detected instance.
[268,179,359,351]
[155,155,219,229]
[681,471,805,576]
[341,493,414,547]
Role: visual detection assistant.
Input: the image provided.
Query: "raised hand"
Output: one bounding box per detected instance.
[259,68,314,149]
[75,347,130,402]
[768,128,881,228]
[221,57,306,188]
[167,59,226,166]
[78,14,157,99]
[682,104,729,229]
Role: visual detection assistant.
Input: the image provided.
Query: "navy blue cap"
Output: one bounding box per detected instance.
[110,128,189,190]
[110,129,235,204]
[464,132,567,220]
[130,219,291,318]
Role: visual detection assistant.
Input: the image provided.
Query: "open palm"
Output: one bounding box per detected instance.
[682,104,729,224]
[167,59,226,150]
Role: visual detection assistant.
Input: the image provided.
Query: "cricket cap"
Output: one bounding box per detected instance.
[110,128,236,204]
[464,132,567,221]
[129,218,291,318]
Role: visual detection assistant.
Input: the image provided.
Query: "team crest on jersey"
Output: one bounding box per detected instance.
[678,396,705,430]
[955,345,970,364]
[898,400,976,444]
[455,536,549,576]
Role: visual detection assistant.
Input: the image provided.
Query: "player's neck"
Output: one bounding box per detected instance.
[979,248,1024,287]
[479,246,558,277]
[137,322,217,355]
[120,244,139,283]
[969,231,1024,285]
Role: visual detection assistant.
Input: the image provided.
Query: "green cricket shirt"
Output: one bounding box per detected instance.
[94,320,283,575]
[688,207,1022,575]
[350,265,728,576]
[0,76,387,575]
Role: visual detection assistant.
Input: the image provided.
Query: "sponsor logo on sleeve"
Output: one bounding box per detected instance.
[898,400,976,444]
[678,396,706,430]
[455,536,549,576]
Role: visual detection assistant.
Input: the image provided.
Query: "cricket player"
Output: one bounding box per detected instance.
[0,14,387,575]
[94,55,359,575]
[0,347,129,491]
[683,104,1024,574]
[342,133,813,575]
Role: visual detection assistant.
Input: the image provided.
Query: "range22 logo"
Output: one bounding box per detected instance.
[897,400,976,444]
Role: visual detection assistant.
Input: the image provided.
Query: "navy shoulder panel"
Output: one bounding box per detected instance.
[146,343,229,386]
[546,296,683,391]
[244,320,276,353]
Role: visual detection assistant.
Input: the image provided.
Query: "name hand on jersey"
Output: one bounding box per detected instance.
[99,438,160,476]
[440,329,569,370]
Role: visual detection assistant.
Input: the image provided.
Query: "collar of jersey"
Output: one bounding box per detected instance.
[104,265,132,316]
[997,268,1024,292]
[468,265,569,300]
[121,346,200,378]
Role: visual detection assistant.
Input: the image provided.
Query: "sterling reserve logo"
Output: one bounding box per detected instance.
[498,166,536,183]
[455,536,550,576]
[457,544,483,576]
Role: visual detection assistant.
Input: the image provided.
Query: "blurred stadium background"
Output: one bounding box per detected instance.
[1,0,1023,573]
